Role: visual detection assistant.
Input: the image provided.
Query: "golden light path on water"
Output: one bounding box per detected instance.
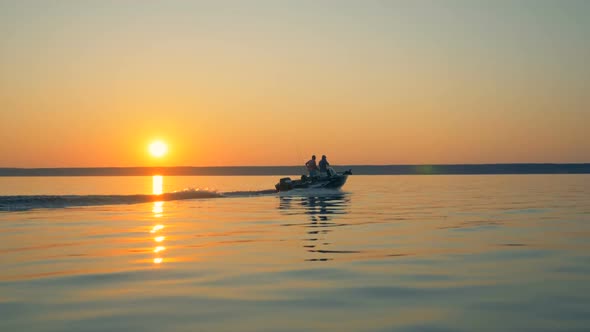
[152,175,165,265]
[152,175,163,195]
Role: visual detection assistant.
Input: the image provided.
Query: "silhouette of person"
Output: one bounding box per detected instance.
[319,155,330,175]
[305,155,319,177]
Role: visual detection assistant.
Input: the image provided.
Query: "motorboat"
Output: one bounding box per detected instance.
[275,167,352,192]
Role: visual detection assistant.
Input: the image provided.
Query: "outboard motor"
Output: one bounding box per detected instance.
[276,177,293,191]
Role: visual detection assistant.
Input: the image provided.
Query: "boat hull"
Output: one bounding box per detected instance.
[275,170,351,192]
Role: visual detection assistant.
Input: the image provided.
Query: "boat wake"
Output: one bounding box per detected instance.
[0,189,228,211]
[0,187,351,211]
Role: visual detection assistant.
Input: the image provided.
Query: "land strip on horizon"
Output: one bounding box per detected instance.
[1,164,589,176]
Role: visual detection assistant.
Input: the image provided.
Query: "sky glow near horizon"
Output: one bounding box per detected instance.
[0,0,588,167]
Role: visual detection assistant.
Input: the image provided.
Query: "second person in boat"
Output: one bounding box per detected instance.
[319,155,330,176]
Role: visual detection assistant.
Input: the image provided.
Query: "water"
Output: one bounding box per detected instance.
[1,175,589,331]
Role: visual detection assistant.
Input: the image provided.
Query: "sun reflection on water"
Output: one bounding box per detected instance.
[152,202,164,217]
[150,224,164,233]
[152,175,163,195]
[152,175,166,265]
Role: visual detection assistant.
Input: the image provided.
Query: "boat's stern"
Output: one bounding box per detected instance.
[275,177,293,192]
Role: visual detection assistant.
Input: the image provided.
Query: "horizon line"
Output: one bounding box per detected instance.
[2,162,590,170]
[1,163,589,176]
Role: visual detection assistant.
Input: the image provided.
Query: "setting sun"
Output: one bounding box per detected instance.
[149,141,168,158]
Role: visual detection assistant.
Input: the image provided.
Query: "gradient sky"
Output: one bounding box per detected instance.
[1,0,588,167]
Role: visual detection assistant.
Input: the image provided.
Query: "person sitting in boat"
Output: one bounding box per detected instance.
[305,155,319,177]
[319,155,330,176]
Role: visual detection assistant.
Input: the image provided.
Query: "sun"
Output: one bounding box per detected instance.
[149,141,168,158]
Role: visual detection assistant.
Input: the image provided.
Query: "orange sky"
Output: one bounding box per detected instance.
[1,1,588,167]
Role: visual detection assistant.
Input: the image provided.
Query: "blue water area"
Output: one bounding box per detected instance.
[0,175,589,331]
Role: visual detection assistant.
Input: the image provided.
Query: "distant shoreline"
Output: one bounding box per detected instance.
[1,164,589,176]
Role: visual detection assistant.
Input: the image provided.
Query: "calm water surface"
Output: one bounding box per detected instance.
[1,175,589,331]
